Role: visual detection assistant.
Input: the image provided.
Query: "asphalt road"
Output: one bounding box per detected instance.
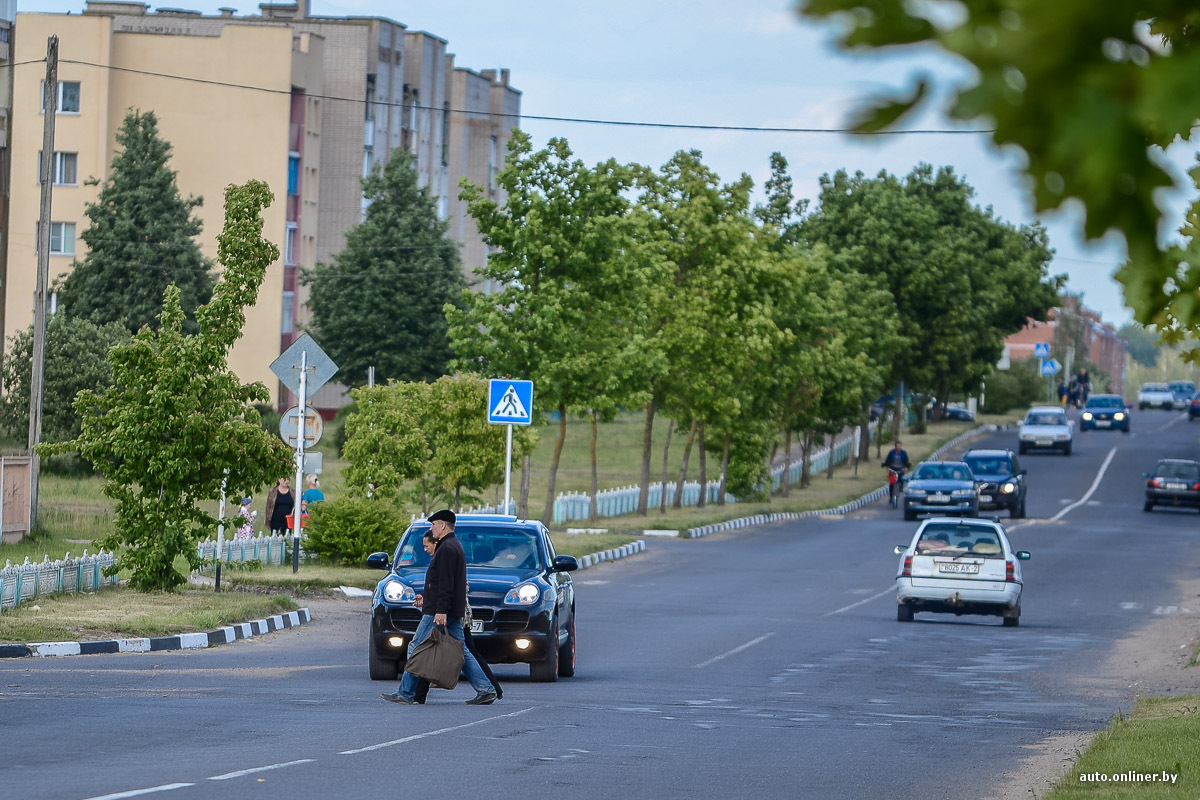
[3,409,1199,800]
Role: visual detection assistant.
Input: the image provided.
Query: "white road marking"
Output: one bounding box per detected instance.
[1050,446,1118,522]
[208,759,315,781]
[339,706,536,754]
[80,785,193,800]
[824,587,895,617]
[692,632,776,669]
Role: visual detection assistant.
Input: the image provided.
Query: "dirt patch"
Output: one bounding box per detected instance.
[987,578,1200,800]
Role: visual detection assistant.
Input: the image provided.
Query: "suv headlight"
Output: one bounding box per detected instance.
[1000,482,1016,494]
[1082,412,1093,420]
[1114,412,1126,421]
[382,578,416,604]
[504,582,541,605]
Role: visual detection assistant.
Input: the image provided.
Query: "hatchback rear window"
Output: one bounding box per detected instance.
[1155,462,1200,481]
[915,524,1005,558]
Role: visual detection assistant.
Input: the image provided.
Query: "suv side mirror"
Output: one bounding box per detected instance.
[893,544,907,555]
[552,555,579,573]
[366,552,391,570]
[1015,551,1031,561]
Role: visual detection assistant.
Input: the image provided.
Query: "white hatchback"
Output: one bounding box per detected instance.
[893,518,1030,626]
[1018,406,1073,455]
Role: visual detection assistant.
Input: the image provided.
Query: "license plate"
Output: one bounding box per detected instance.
[979,494,992,503]
[1167,482,1188,491]
[929,493,950,502]
[470,620,483,633]
[1095,420,1111,427]
[1036,439,1052,446]
[938,562,980,574]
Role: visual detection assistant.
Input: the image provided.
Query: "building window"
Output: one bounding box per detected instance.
[41,221,75,255]
[38,151,78,185]
[284,223,298,266]
[281,290,294,334]
[41,81,81,114]
[287,154,300,197]
[489,136,498,190]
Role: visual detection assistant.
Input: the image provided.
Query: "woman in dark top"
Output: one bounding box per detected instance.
[265,477,295,535]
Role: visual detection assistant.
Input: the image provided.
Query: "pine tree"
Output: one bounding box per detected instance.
[56,109,214,335]
[303,151,464,386]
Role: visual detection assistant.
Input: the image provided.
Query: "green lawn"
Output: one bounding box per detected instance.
[1044,695,1200,799]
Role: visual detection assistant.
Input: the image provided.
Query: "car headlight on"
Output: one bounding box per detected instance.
[1082,412,1093,420]
[504,582,541,605]
[951,489,976,498]
[1001,482,1017,494]
[382,579,416,604]
[1114,412,1126,421]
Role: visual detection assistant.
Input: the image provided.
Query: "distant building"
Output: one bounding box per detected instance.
[9,0,519,408]
[1003,297,1128,394]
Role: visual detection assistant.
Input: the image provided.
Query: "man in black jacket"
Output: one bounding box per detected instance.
[382,509,498,705]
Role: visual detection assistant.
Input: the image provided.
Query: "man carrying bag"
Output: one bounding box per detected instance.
[382,509,499,705]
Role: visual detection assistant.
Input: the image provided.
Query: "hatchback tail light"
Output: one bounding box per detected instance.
[1005,561,1015,582]
[1192,482,1200,492]
[901,556,912,577]
[1149,477,1164,489]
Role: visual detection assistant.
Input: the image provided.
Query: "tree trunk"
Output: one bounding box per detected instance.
[892,397,904,443]
[673,419,698,509]
[636,402,655,516]
[519,455,530,518]
[782,429,792,498]
[421,475,427,516]
[827,432,836,479]
[541,404,568,526]
[454,484,461,512]
[697,423,708,508]
[589,409,599,523]
[801,431,814,488]
[659,418,674,513]
[716,432,731,506]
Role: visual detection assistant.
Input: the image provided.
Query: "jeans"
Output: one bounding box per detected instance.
[397,615,495,699]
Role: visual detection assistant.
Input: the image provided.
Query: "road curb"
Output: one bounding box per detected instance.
[0,608,312,659]
[684,425,1003,540]
[576,539,646,570]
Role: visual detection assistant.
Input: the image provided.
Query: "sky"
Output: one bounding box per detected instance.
[29,0,1200,328]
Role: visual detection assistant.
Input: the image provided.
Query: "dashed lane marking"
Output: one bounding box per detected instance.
[338,706,537,754]
[208,760,316,781]
[824,587,894,617]
[80,784,194,800]
[693,633,776,669]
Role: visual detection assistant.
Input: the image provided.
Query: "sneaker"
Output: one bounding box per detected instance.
[381,692,417,705]
[465,690,497,705]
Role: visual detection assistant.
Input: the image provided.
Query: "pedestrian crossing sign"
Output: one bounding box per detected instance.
[488,379,534,426]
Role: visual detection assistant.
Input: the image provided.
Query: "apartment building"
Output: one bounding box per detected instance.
[12,1,520,406]
[1003,297,1129,394]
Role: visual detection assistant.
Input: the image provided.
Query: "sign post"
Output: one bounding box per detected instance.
[487,379,534,515]
[270,334,337,573]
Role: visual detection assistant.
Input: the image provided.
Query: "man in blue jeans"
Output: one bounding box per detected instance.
[382,509,497,706]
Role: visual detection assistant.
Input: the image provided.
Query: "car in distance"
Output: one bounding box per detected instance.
[1170,380,1197,409]
[894,517,1030,626]
[1138,382,1175,410]
[1080,394,1131,432]
[902,461,979,522]
[1018,406,1073,455]
[943,405,975,422]
[1189,392,1200,421]
[367,514,578,683]
[1143,458,1200,513]
[962,448,1027,518]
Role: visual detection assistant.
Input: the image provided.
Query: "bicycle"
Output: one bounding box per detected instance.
[886,467,906,508]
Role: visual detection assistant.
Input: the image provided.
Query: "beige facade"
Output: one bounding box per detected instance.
[11,1,518,407]
[10,7,321,402]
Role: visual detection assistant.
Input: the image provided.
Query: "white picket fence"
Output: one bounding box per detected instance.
[0,551,119,611]
[195,533,310,567]
[551,426,869,524]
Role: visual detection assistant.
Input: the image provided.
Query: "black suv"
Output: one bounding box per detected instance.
[962,448,1028,518]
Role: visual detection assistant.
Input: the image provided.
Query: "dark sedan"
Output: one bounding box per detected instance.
[963,448,1027,518]
[903,461,979,522]
[1080,394,1131,432]
[367,514,578,683]
[1144,459,1200,513]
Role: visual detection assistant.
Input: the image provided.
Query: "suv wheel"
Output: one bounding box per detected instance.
[368,628,401,681]
[1012,498,1026,519]
[557,612,576,678]
[530,617,560,683]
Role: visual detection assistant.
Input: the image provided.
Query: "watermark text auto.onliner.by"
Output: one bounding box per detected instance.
[1079,771,1178,785]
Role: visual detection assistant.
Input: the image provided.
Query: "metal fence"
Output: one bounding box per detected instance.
[0,550,118,611]
[195,534,313,567]
[551,426,869,524]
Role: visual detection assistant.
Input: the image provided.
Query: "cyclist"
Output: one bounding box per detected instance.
[882,441,912,504]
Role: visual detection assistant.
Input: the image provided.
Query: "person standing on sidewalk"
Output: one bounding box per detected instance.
[382,509,498,706]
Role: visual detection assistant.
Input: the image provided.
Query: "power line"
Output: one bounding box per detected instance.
[29,58,995,136]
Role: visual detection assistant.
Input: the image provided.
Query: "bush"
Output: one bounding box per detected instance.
[303,495,408,565]
[982,358,1043,414]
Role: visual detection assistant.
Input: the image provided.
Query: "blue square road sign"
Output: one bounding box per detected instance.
[488,380,534,426]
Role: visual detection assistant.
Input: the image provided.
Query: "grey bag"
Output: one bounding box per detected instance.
[406,626,465,690]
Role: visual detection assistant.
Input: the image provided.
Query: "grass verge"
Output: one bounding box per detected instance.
[1044,695,1200,798]
[0,589,298,644]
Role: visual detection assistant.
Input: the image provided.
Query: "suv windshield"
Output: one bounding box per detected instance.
[395,524,545,570]
[915,524,1005,558]
[1086,396,1124,409]
[912,463,973,482]
[1024,412,1065,426]
[963,456,1011,475]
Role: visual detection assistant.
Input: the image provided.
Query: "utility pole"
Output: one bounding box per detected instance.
[29,36,58,534]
